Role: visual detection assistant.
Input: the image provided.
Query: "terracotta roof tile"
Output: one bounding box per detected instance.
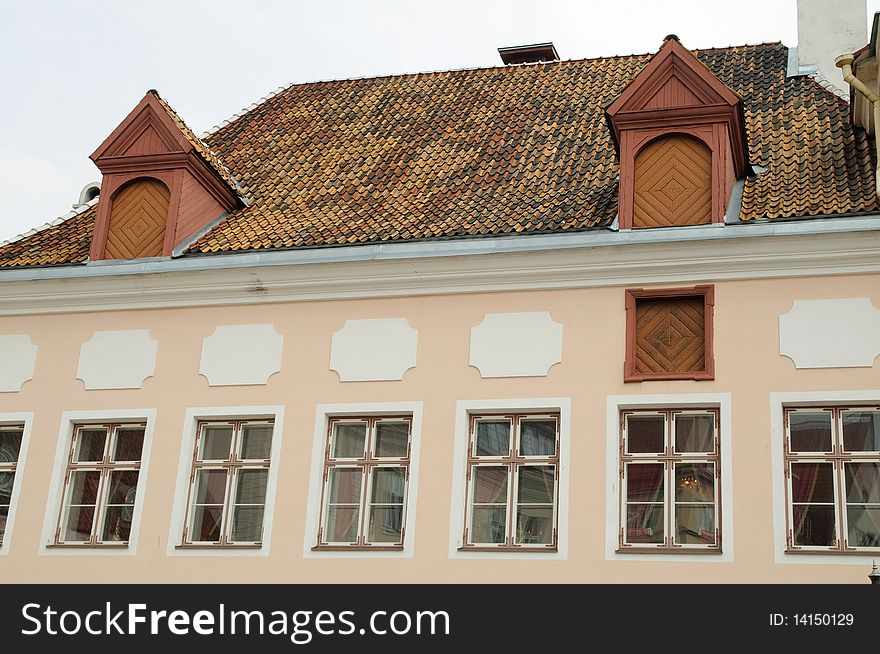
[0,204,94,268]
[1,42,876,267]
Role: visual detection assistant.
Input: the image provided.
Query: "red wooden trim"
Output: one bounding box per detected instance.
[624,285,715,383]
[91,93,191,163]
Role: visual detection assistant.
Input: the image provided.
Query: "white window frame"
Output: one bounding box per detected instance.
[0,412,33,556]
[605,393,734,563]
[449,398,570,560]
[303,402,423,558]
[771,390,880,564]
[40,409,155,557]
[167,406,284,557]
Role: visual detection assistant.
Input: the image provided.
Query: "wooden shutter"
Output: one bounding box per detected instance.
[104,179,170,259]
[633,135,712,228]
[634,297,705,374]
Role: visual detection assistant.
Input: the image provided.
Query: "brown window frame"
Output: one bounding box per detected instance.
[314,415,412,551]
[783,405,880,554]
[53,422,145,548]
[0,424,25,547]
[624,285,715,383]
[179,419,275,549]
[618,408,722,553]
[460,412,560,552]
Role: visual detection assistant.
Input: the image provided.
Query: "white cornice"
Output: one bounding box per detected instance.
[0,220,878,315]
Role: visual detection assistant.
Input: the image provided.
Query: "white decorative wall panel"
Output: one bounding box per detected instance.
[330,318,417,382]
[77,330,157,389]
[469,311,563,378]
[0,335,37,392]
[779,298,880,368]
[199,324,283,386]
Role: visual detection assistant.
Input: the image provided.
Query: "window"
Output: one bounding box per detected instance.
[462,413,559,550]
[54,423,145,546]
[784,406,880,553]
[315,416,412,550]
[624,285,714,382]
[181,419,274,547]
[619,409,720,551]
[0,424,24,546]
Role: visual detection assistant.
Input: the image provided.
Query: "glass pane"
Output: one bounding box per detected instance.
[190,506,223,541]
[0,504,7,544]
[675,463,715,502]
[789,412,833,452]
[68,470,101,505]
[74,428,107,462]
[231,506,264,542]
[516,506,553,544]
[675,504,715,544]
[520,420,556,456]
[105,470,138,505]
[0,428,23,462]
[471,506,506,543]
[371,467,404,504]
[112,427,144,462]
[101,506,133,542]
[790,463,834,503]
[792,505,836,546]
[239,424,273,460]
[475,420,510,457]
[517,466,555,504]
[367,506,403,543]
[331,423,367,459]
[327,468,362,504]
[375,422,409,458]
[235,469,268,505]
[324,506,359,542]
[626,415,664,454]
[0,471,14,503]
[473,467,508,504]
[193,469,228,505]
[625,504,664,543]
[199,426,233,461]
[843,411,880,452]
[626,463,664,502]
[845,462,880,503]
[675,414,714,453]
[846,505,880,548]
[63,505,95,541]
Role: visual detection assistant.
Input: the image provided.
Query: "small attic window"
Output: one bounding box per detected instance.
[498,43,559,65]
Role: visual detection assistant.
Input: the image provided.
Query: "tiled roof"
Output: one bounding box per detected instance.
[151,91,244,199]
[0,204,95,268]
[1,42,876,267]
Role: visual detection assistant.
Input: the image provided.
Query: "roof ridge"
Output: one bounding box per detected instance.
[0,196,98,248]
[203,42,785,139]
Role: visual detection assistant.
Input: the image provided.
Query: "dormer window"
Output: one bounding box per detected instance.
[104,178,170,260]
[606,36,749,230]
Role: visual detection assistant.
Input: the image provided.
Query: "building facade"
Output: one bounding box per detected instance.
[0,18,878,583]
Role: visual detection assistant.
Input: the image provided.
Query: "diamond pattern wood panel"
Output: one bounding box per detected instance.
[104,180,170,259]
[633,136,712,228]
[634,297,705,374]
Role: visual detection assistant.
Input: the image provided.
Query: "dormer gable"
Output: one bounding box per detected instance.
[88,91,244,261]
[606,36,750,229]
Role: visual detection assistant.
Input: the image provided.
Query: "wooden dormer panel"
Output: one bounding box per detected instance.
[88,91,243,261]
[606,36,749,230]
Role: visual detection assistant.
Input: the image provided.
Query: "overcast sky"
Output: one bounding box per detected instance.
[1,0,878,244]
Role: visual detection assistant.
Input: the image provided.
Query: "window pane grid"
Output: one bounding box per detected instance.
[182,420,274,547]
[317,416,412,549]
[784,407,880,553]
[463,413,560,550]
[0,425,24,546]
[620,409,720,551]
[56,424,145,546]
